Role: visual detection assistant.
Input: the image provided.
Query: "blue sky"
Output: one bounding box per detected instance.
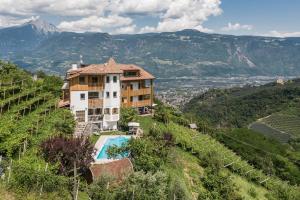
[206,0,300,36]
[0,0,299,37]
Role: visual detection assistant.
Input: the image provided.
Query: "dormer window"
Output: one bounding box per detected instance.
[124,71,139,77]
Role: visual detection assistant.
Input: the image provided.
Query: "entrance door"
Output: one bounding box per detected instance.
[76,110,85,122]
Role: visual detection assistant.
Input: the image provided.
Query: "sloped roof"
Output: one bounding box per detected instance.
[90,158,133,182]
[67,58,155,80]
[189,123,198,129]
[120,64,155,81]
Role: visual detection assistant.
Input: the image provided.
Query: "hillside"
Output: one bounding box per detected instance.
[1,62,299,200]
[0,62,75,199]
[184,79,300,128]
[183,79,300,185]
[1,20,300,78]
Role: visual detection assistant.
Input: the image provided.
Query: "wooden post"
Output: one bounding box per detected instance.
[18,146,21,161]
[75,179,80,200]
[7,159,12,183]
[73,161,77,200]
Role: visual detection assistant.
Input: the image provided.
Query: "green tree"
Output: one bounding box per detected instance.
[119,108,138,130]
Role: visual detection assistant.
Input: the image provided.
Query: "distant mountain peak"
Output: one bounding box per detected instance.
[24,18,59,35]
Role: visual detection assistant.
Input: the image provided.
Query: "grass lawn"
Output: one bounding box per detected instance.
[89,130,127,145]
[137,115,155,134]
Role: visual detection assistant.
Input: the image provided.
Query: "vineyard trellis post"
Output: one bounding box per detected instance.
[7,159,12,184]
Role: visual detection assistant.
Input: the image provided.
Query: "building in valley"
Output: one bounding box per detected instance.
[59,58,155,131]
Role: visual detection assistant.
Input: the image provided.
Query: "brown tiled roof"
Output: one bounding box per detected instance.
[120,64,155,81]
[90,158,134,182]
[67,58,155,80]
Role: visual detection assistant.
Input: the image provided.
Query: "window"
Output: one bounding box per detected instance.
[106,92,110,98]
[122,97,127,103]
[138,95,143,101]
[104,108,110,114]
[124,71,138,77]
[88,92,99,99]
[112,108,118,114]
[130,84,133,90]
[106,76,110,83]
[91,76,98,85]
[79,76,85,85]
[113,76,117,83]
[145,80,151,88]
[76,111,85,122]
[113,91,117,98]
[80,93,85,100]
[88,109,94,115]
[130,96,133,102]
[95,108,102,115]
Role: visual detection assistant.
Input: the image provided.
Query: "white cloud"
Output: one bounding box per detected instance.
[0,16,33,27]
[221,22,253,31]
[267,30,300,38]
[112,25,137,34]
[108,0,170,15]
[0,0,222,34]
[139,0,222,33]
[58,15,133,32]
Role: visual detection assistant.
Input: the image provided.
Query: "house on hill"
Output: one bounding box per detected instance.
[59,58,155,131]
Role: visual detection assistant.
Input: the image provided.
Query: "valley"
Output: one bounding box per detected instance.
[156,75,296,107]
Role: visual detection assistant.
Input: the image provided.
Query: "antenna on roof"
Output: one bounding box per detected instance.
[80,54,83,64]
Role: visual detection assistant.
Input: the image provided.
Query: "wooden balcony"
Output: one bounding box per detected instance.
[122,99,152,108]
[122,87,151,97]
[88,99,103,108]
[69,75,104,91]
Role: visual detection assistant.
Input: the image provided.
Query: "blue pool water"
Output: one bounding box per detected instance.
[96,136,130,160]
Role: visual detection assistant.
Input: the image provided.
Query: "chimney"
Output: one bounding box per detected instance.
[72,64,78,70]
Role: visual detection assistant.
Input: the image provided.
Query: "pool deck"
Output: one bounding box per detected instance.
[93,135,132,164]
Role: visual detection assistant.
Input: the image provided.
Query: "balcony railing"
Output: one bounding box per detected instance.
[88,115,103,122]
[88,99,103,108]
[122,99,151,108]
[122,87,151,97]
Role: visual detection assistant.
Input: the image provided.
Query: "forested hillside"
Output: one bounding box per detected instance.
[184,80,300,128]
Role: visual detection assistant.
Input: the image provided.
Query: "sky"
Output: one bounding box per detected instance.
[0,0,299,37]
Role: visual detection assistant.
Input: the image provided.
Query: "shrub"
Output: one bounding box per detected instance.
[119,108,138,130]
[115,171,168,200]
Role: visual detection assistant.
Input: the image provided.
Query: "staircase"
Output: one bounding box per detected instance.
[74,122,92,138]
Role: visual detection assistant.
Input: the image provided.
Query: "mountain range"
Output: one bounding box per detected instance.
[1,19,300,77]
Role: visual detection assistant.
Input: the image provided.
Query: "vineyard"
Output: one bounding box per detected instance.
[168,122,299,198]
[137,111,300,199]
[0,62,75,199]
[261,114,300,139]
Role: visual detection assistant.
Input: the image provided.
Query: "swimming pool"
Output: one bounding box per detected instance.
[96,136,130,160]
